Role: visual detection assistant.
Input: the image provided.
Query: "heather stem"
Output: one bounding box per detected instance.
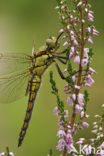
[70,5,84,129]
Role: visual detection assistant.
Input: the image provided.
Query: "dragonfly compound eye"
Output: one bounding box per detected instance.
[46,37,57,49]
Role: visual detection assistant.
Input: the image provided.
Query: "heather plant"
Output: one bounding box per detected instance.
[0,147,14,156]
[47,0,104,156]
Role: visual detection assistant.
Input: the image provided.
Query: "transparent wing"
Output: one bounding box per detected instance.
[0,52,32,75]
[0,52,32,104]
[0,69,30,104]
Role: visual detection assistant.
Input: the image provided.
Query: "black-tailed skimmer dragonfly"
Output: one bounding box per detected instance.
[0,32,68,147]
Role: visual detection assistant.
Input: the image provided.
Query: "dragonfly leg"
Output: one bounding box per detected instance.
[55,62,66,79]
[52,55,68,64]
[56,48,70,54]
[57,57,68,64]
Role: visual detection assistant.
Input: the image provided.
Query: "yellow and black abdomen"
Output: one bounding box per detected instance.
[18,52,53,147]
[18,75,41,147]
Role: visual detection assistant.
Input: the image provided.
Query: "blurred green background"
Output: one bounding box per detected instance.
[0,0,103,156]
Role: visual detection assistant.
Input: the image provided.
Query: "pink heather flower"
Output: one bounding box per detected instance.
[85,75,95,87]
[9,153,14,156]
[53,106,59,115]
[88,17,94,22]
[99,127,102,131]
[66,144,72,153]
[76,140,83,145]
[78,93,84,105]
[87,27,91,33]
[87,75,95,84]
[88,12,94,18]
[74,40,78,45]
[88,36,93,44]
[85,83,91,87]
[89,10,94,14]
[88,4,92,9]
[74,55,80,64]
[61,5,65,10]
[93,122,97,125]
[64,90,70,94]
[93,125,98,129]
[84,145,92,155]
[64,84,69,94]
[99,142,104,148]
[66,96,73,106]
[84,48,89,53]
[47,154,50,156]
[84,48,89,58]
[62,35,67,39]
[81,111,85,118]
[83,144,88,151]
[75,104,83,113]
[57,130,66,137]
[64,86,68,91]
[88,37,93,44]
[66,133,73,144]
[72,17,77,22]
[89,138,95,142]
[91,129,97,133]
[71,46,75,53]
[56,139,66,151]
[59,29,64,33]
[77,1,82,7]
[0,153,5,156]
[71,35,75,41]
[64,84,68,88]
[63,41,68,46]
[88,12,94,22]
[67,25,70,30]
[64,110,69,118]
[55,6,59,10]
[82,122,89,128]
[75,85,81,90]
[69,52,74,59]
[69,47,75,59]
[70,30,74,35]
[89,67,97,74]
[72,94,76,101]
[72,75,76,83]
[93,27,99,36]
[62,68,67,74]
[81,58,88,67]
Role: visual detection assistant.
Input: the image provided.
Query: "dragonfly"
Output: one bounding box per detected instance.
[0,32,68,147]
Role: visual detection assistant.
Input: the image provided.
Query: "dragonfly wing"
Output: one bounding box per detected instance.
[0,52,33,103]
[0,52,32,75]
[0,70,30,103]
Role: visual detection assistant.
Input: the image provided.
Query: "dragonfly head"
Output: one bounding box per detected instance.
[46,32,63,53]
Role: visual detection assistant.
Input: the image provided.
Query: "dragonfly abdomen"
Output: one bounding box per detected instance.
[18,75,41,147]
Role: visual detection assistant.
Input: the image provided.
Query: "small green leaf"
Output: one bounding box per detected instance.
[84,90,89,111]
[88,48,94,57]
[49,71,65,121]
[49,149,52,156]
